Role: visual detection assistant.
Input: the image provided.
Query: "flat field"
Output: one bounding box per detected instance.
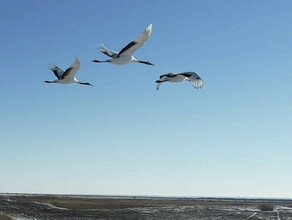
[0,194,292,219]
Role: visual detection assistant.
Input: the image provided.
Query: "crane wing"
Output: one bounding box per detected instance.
[49,64,64,79]
[99,43,118,58]
[183,72,204,89]
[118,24,152,57]
[61,57,80,79]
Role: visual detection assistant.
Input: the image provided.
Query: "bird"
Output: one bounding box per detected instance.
[45,57,93,86]
[156,72,203,90]
[92,24,154,66]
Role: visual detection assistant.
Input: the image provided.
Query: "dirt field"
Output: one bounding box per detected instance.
[0,213,13,220]
[0,194,292,219]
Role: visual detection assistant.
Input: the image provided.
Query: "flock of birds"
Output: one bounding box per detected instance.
[45,24,204,90]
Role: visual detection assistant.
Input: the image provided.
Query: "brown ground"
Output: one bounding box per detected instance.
[1,194,292,219]
[4,194,291,210]
[3,196,267,209]
[0,213,13,220]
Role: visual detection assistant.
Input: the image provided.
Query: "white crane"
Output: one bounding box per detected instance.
[92,24,154,66]
[156,72,203,90]
[45,57,93,86]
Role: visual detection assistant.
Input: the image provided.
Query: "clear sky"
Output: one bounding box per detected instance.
[0,0,291,198]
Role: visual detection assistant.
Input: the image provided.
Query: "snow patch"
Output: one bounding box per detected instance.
[33,202,69,210]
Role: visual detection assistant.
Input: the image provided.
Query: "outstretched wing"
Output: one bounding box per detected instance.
[99,43,118,58]
[183,72,204,89]
[62,57,80,79]
[118,24,152,57]
[49,64,64,79]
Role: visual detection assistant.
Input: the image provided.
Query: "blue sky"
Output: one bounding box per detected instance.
[0,0,291,198]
